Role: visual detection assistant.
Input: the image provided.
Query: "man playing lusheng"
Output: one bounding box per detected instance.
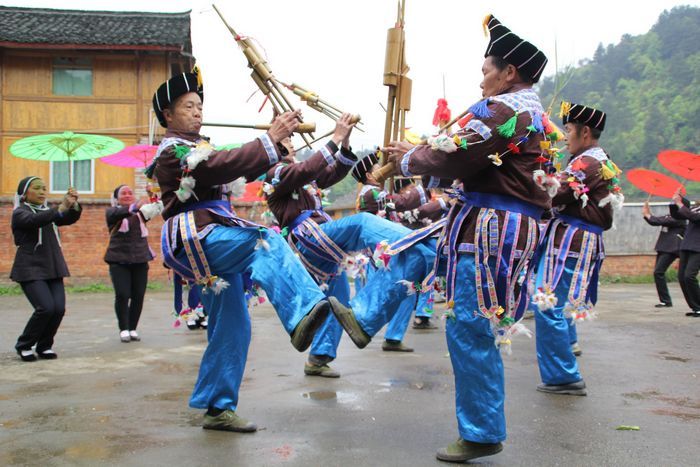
[384,15,552,463]
[149,70,344,433]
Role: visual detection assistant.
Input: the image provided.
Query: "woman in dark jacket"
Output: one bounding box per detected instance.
[105,185,162,342]
[11,176,81,361]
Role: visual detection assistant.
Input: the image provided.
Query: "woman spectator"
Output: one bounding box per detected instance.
[105,185,162,342]
[11,176,81,362]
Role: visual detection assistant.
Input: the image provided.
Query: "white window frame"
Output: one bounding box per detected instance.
[51,57,93,97]
[49,159,95,194]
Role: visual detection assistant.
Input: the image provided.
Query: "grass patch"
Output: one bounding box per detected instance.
[601,269,678,284]
[0,281,168,296]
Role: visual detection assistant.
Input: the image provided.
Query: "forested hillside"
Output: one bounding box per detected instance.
[537,6,700,199]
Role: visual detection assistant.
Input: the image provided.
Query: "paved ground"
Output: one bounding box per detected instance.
[0,283,698,466]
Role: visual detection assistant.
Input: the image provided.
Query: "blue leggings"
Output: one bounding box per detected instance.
[187,225,326,410]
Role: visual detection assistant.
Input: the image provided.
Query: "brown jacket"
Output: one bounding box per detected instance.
[401,84,550,248]
[552,146,614,251]
[154,130,282,231]
[357,184,430,216]
[104,206,154,264]
[265,142,356,228]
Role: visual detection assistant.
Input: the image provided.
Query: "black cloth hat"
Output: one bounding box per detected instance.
[483,15,548,83]
[393,177,414,193]
[352,152,379,183]
[560,101,606,131]
[152,71,203,128]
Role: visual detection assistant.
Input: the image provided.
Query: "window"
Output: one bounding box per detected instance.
[52,57,93,96]
[50,159,94,193]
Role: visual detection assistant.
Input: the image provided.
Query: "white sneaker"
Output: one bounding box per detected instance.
[129,330,140,341]
[120,330,131,342]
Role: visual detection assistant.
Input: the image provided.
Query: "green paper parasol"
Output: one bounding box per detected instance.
[10,131,125,186]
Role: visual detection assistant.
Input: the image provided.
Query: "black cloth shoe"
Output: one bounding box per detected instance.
[685,310,700,317]
[654,303,672,308]
[291,300,330,352]
[37,350,58,360]
[537,380,587,396]
[17,349,37,362]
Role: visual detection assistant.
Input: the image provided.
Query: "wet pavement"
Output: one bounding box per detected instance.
[0,283,698,466]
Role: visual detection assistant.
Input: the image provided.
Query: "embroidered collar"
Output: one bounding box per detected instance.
[490,88,544,116]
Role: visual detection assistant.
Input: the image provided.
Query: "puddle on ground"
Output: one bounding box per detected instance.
[378,379,440,391]
[302,391,359,404]
[303,391,337,401]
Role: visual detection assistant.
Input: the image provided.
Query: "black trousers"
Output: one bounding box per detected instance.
[108,263,149,331]
[678,250,700,311]
[654,252,679,305]
[16,278,66,352]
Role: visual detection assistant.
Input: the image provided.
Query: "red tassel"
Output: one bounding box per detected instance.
[457,113,474,128]
[432,98,452,127]
[535,155,549,163]
[571,159,587,171]
[542,113,554,134]
[507,143,521,154]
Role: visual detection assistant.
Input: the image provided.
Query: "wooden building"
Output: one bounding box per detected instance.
[0,7,194,284]
[0,6,193,198]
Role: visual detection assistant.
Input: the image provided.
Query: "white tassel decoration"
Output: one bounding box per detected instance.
[139,200,164,220]
[176,176,197,202]
[210,278,230,294]
[428,134,458,153]
[186,144,214,171]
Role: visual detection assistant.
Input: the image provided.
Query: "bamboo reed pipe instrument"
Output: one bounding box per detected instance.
[212,4,361,148]
[212,4,314,149]
[202,121,317,133]
[280,81,364,132]
[373,0,412,188]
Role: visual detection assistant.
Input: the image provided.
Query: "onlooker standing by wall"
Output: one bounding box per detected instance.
[105,185,162,342]
[642,201,686,308]
[11,176,81,361]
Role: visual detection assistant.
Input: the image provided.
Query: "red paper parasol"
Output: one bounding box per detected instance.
[100,144,157,168]
[657,150,700,181]
[626,168,685,198]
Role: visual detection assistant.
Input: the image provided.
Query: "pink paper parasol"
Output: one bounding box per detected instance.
[100,144,157,168]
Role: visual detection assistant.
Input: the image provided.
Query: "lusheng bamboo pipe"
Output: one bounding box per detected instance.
[279,81,364,132]
[202,121,316,133]
[212,4,314,149]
